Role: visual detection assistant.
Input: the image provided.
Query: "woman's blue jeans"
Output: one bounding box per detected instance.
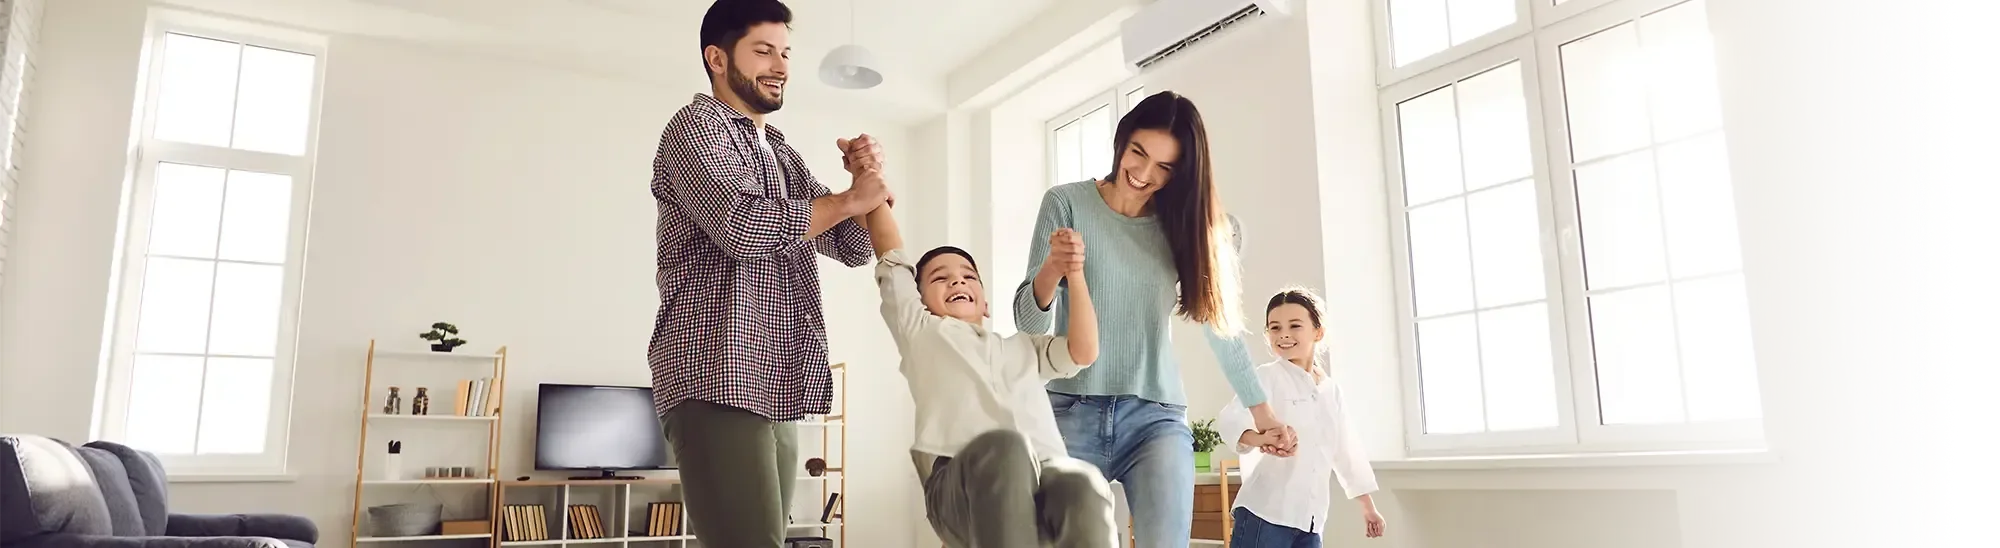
[1049,391,1195,547]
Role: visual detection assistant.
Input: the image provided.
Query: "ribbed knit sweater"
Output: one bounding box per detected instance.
[1013,181,1269,407]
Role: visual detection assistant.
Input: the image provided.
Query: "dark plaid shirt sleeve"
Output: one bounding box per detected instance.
[659,109,814,262]
[793,159,874,267]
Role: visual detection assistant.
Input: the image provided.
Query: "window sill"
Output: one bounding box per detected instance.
[1373,448,1776,471]
[167,473,300,484]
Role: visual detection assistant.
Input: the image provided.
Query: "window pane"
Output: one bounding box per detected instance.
[135,257,216,354]
[1054,123,1081,185]
[1657,134,1741,277]
[1574,151,1666,289]
[1125,87,1148,110]
[1674,274,1761,421]
[1079,106,1113,182]
[124,354,204,454]
[153,34,241,148]
[1448,0,1515,45]
[1468,181,1546,307]
[231,46,316,156]
[1407,199,1474,317]
[146,163,226,259]
[1479,303,1559,431]
[1457,62,1533,191]
[1390,0,1450,66]
[196,357,273,454]
[1417,314,1483,434]
[217,170,294,263]
[1641,1,1723,141]
[1560,22,1650,163]
[1396,87,1463,206]
[1590,285,1685,425]
[207,263,284,357]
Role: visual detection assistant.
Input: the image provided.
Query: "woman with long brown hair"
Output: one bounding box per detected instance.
[1016,91,1297,546]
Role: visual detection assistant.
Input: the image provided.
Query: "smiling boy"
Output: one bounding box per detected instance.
[863,202,1117,547]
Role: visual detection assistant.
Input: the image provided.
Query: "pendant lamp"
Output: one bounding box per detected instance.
[819,1,882,89]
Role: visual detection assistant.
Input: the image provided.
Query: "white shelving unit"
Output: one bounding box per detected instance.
[348,340,510,548]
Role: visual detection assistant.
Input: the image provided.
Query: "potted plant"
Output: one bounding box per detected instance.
[419,322,467,352]
[1191,418,1223,472]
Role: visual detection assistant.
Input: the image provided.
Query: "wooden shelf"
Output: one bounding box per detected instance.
[363,478,495,485]
[355,534,492,542]
[368,414,497,422]
[373,349,504,360]
[350,341,509,548]
[504,477,680,487]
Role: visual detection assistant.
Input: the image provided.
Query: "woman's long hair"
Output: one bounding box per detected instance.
[1105,91,1243,334]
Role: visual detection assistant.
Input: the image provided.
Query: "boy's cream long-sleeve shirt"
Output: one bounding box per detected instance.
[876,249,1086,462]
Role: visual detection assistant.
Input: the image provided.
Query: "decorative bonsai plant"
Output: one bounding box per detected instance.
[1191,418,1224,472]
[419,322,467,352]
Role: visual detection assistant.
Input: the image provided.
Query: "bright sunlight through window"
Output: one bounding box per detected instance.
[1381,0,1760,454]
[105,25,322,474]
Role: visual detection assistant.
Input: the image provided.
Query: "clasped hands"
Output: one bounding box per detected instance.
[837,134,892,209]
[1242,407,1300,457]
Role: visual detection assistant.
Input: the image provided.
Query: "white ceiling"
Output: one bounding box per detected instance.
[157,0,1064,123]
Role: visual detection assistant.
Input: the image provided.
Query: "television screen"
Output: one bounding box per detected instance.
[534,384,672,473]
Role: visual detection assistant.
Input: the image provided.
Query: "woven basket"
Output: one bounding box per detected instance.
[368,503,443,537]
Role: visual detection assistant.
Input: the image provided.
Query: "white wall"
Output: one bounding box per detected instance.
[952,0,2000,546]
[0,1,925,546]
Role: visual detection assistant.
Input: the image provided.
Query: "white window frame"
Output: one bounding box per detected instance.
[1044,79,1147,188]
[1377,0,1765,457]
[97,9,326,476]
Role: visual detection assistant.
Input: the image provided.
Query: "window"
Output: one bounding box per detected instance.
[1380,0,1761,455]
[1047,84,1145,187]
[100,16,324,475]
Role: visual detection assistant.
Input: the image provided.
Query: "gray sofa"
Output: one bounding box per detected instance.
[1,435,318,548]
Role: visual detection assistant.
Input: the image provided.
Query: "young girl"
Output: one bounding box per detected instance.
[1216,289,1387,547]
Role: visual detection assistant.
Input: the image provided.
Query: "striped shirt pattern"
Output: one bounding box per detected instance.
[648,94,873,422]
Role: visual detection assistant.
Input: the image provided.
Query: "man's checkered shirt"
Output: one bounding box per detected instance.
[648,93,873,422]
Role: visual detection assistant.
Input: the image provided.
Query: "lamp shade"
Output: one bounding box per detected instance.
[818,44,883,89]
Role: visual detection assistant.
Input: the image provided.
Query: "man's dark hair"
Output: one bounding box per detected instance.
[915,246,980,282]
[698,0,793,75]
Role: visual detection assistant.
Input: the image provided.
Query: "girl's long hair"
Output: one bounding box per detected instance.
[1106,91,1243,334]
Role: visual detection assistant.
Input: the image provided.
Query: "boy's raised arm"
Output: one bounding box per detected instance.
[1064,268,1096,366]
[867,204,901,259]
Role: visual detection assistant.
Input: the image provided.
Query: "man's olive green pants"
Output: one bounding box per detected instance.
[662,400,799,548]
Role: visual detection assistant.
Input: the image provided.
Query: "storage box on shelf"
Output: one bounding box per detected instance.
[348,340,510,547]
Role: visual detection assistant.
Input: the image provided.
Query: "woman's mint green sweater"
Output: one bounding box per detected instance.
[1013,181,1269,407]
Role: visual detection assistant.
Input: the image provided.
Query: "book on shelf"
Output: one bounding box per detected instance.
[452,377,502,417]
[644,502,684,537]
[502,504,548,542]
[566,505,604,539]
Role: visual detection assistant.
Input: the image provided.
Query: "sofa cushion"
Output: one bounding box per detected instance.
[73,444,147,536]
[85,441,171,535]
[0,435,114,542]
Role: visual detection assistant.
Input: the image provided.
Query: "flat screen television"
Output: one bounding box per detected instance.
[534,383,672,479]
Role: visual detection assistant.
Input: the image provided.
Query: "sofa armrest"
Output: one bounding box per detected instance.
[167,514,318,544]
[13,533,288,548]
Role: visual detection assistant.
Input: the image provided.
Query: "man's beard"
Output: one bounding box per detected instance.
[727,59,784,114]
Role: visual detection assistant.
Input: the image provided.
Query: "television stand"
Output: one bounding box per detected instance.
[569,469,645,481]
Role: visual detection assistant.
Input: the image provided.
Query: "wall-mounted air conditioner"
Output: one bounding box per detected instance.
[1120,0,1293,72]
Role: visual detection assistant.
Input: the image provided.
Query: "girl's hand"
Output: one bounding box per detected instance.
[1363,508,1387,538]
[1249,405,1298,457]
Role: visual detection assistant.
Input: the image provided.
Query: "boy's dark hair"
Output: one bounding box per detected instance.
[698,0,793,75]
[1266,287,1327,328]
[915,246,980,281]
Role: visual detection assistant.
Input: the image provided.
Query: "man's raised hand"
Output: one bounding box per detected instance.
[837,134,884,175]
